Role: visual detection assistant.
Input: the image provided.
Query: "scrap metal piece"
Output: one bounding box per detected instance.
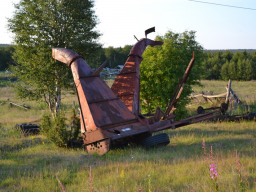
[53,31,223,155]
[145,27,155,38]
[111,38,163,115]
[92,60,108,76]
[165,52,195,117]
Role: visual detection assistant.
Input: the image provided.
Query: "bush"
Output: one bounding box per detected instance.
[69,108,80,143]
[140,30,204,120]
[40,109,80,147]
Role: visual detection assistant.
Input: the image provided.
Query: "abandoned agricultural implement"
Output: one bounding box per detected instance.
[52,28,226,155]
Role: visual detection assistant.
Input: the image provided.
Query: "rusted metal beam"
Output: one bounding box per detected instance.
[92,60,108,76]
[165,52,195,117]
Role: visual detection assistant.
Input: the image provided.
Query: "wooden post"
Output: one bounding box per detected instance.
[225,79,232,104]
[56,174,66,192]
[9,102,30,110]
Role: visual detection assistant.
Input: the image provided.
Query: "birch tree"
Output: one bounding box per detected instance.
[8,0,100,116]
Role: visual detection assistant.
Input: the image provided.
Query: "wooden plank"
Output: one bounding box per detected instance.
[225,79,232,104]
[9,102,30,110]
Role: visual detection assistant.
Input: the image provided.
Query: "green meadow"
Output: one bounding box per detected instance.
[0,74,256,191]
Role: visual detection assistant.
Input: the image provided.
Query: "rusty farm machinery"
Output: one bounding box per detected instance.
[52,27,227,155]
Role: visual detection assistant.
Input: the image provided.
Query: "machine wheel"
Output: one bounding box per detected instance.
[197,106,205,114]
[220,103,228,114]
[140,133,170,148]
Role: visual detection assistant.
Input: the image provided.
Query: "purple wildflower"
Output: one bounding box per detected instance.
[209,163,218,179]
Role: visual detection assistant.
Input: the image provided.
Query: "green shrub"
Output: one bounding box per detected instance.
[70,108,80,142]
[141,30,204,120]
[41,112,68,147]
[40,109,81,148]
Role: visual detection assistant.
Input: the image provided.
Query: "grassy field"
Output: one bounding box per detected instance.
[0,73,256,191]
[192,80,256,105]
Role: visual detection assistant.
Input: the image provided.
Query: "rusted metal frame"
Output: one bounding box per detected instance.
[180,112,220,125]
[83,132,109,144]
[68,55,83,66]
[165,52,195,116]
[116,71,136,75]
[111,38,163,116]
[68,57,88,133]
[99,119,139,130]
[174,110,220,125]
[92,60,108,76]
[154,107,168,122]
[87,97,119,104]
[203,106,220,111]
[111,57,139,112]
[53,47,137,128]
[117,93,135,98]
[132,55,141,116]
[128,54,143,59]
[111,129,149,140]
[74,84,87,132]
[78,75,100,79]
[179,110,219,121]
[152,111,220,133]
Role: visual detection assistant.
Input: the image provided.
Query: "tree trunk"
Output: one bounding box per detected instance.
[55,80,61,115]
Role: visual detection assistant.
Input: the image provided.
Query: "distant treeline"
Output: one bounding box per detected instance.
[1,44,255,81]
[0,46,14,71]
[86,45,133,69]
[202,50,256,80]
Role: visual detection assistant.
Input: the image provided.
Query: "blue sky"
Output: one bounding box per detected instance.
[1,0,256,49]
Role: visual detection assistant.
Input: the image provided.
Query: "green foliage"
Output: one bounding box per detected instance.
[86,47,106,69]
[0,46,14,71]
[202,50,256,81]
[104,45,132,68]
[202,51,232,80]
[40,108,80,147]
[140,30,204,119]
[8,0,101,116]
[41,112,68,147]
[69,108,80,142]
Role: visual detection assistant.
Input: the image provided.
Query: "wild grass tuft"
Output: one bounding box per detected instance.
[0,77,255,191]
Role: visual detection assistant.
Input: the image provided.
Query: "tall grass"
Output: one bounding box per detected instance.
[192,80,256,104]
[0,75,255,191]
[1,121,255,191]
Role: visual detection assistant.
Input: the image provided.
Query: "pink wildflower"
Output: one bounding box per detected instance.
[209,163,218,179]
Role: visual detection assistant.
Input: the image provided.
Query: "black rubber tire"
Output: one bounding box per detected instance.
[197,106,205,114]
[140,133,170,148]
[220,103,228,114]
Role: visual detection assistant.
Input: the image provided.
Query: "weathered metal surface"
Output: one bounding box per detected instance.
[52,29,223,155]
[86,138,110,156]
[111,38,163,115]
[53,48,137,131]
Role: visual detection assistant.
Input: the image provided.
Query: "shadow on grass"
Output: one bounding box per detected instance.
[103,126,256,162]
[167,127,256,138]
[0,124,255,190]
[0,138,48,153]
